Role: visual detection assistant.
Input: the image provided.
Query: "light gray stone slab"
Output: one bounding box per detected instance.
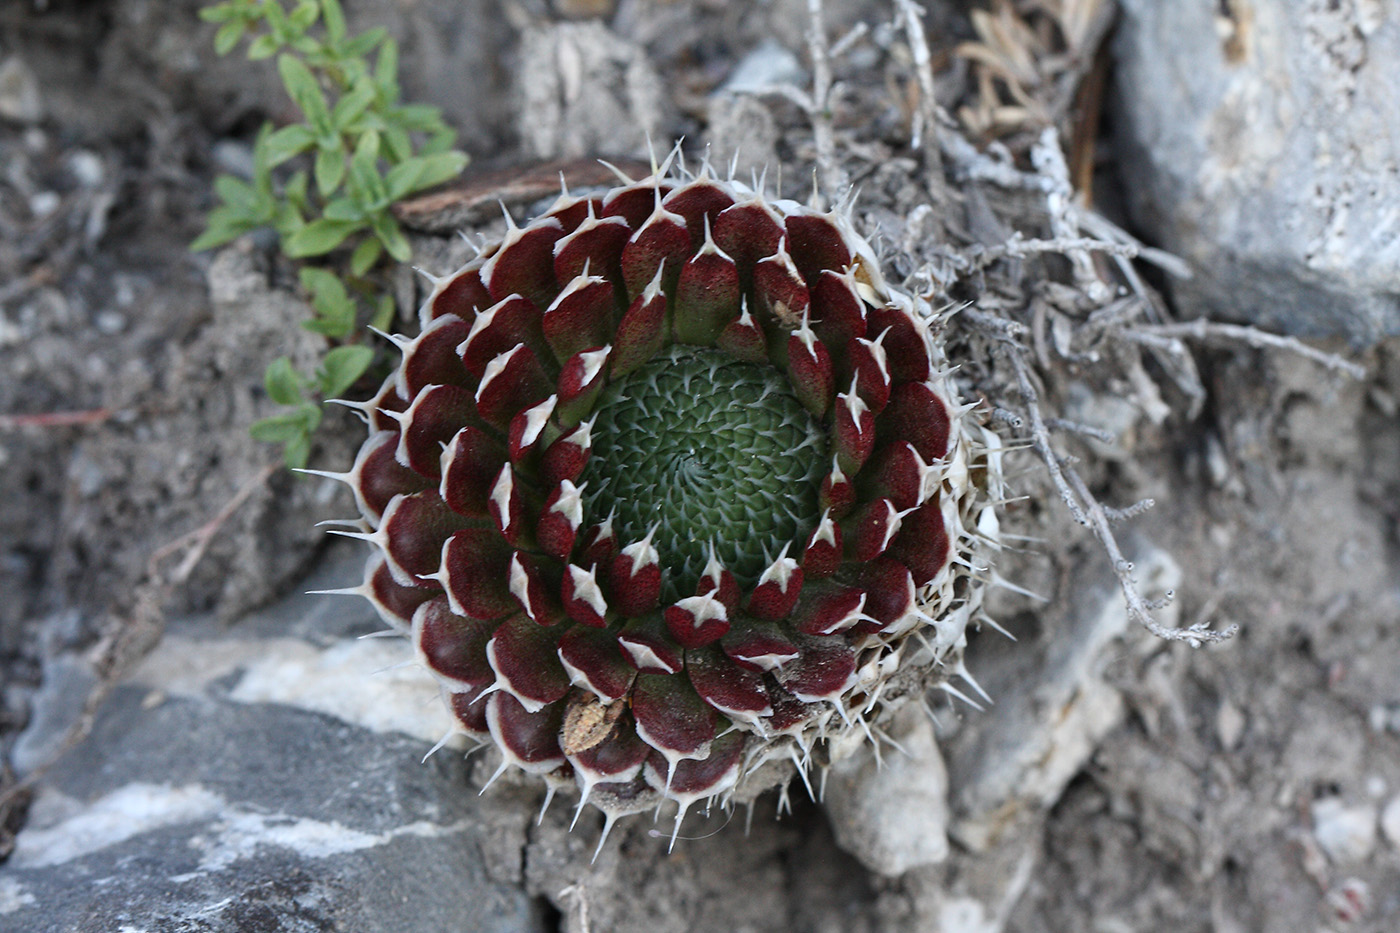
[1113,0,1400,342]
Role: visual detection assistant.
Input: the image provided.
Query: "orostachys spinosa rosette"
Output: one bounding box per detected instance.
[315,149,1004,854]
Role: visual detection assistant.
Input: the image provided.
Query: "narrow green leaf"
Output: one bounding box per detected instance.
[322,0,348,45]
[282,430,312,471]
[374,38,399,98]
[263,0,287,31]
[289,0,320,32]
[348,130,386,206]
[344,28,387,59]
[404,151,467,196]
[314,145,346,197]
[284,217,362,257]
[264,356,304,406]
[200,4,234,24]
[383,157,426,202]
[285,170,310,209]
[278,53,331,129]
[190,211,254,252]
[318,345,375,398]
[350,237,384,277]
[381,126,412,164]
[212,174,260,214]
[321,196,365,222]
[250,414,309,444]
[393,103,446,130]
[299,266,348,306]
[331,79,377,130]
[262,124,318,166]
[422,128,456,156]
[373,214,412,262]
[247,33,280,60]
[213,20,246,55]
[370,292,397,331]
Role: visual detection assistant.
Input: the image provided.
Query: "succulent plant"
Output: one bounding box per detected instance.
[319,153,1002,851]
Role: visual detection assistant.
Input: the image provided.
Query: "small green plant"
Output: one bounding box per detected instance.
[194,0,468,468]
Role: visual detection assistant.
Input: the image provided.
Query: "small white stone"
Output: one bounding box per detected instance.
[28,191,59,218]
[823,704,949,876]
[1216,699,1245,751]
[1380,796,1400,851]
[65,149,105,188]
[0,57,42,123]
[1312,797,1377,864]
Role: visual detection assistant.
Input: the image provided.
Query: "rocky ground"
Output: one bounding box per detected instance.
[1,1,1397,931]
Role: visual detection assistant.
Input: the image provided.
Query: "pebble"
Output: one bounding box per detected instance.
[28,191,60,219]
[1381,796,1400,851]
[64,150,105,189]
[720,38,804,94]
[0,56,43,123]
[1311,797,1377,864]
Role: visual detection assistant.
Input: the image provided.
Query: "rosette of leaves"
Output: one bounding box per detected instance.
[317,159,1002,850]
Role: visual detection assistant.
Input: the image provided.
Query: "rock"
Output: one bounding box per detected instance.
[947,541,1181,851]
[719,37,805,94]
[823,704,951,876]
[1381,796,1400,851]
[1112,1,1400,342]
[706,93,781,183]
[0,57,42,123]
[1312,797,1377,864]
[0,549,547,933]
[517,22,667,160]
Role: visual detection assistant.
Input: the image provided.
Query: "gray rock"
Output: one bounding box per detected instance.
[1112,0,1400,342]
[0,550,547,933]
[822,704,951,877]
[947,542,1181,851]
[517,22,668,161]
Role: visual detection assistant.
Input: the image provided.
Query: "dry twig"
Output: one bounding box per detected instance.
[1123,320,1367,380]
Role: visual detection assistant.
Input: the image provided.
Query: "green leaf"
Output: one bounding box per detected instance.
[370,291,397,331]
[282,429,312,471]
[314,144,346,197]
[264,356,304,406]
[321,196,365,222]
[374,38,399,99]
[250,412,311,443]
[262,123,318,166]
[393,103,448,132]
[343,28,387,60]
[330,79,377,130]
[212,174,261,215]
[278,53,331,130]
[383,158,423,202]
[385,150,467,200]
[289,0,320,32]
[350,237,383,277]
[284,217,363,257]
[213,20,247,56]
[381,126,412,164]
[273,199,307,241]
[347,130,387,206]
[190,209,256,252]
[285,170,310,208]
[318,345,374,398]
[247,33,280,60]
[263,0,287,32]
[422,128,457,156]
[322,0,348,45]
[299,266,348,305]
[372,213,411,262]
[299,267,356,338]
[200,4,235,24]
